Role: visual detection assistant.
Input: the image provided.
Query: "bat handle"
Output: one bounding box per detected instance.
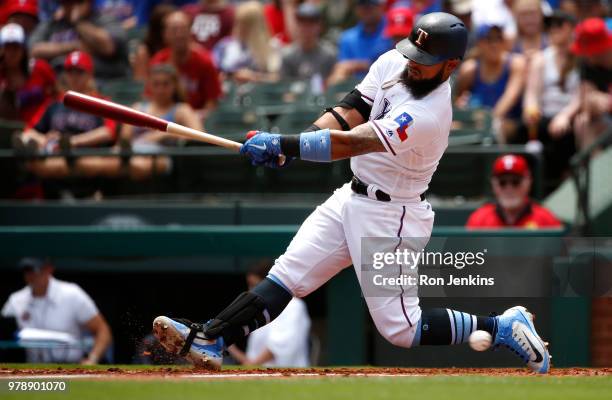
[166,122,242,152]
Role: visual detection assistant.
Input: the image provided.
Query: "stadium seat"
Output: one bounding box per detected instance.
[269,107,322,134]
[324,78,359,108]
[204,108,268,140]
[450,107,494,146]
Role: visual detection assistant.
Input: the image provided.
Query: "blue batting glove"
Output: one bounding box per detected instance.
[240,131,291,168]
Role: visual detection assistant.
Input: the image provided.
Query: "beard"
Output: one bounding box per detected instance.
[401,66,446,99]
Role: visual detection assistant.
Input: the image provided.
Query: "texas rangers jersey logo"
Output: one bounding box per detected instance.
[394,112,414,141]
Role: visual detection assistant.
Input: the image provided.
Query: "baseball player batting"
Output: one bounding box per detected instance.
[153,13,550,373]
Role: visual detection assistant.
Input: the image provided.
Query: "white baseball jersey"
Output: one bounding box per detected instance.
[269,49,454,349]
[353,49,452,201]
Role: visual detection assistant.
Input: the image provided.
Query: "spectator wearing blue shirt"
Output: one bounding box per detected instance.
[327,0,392,85]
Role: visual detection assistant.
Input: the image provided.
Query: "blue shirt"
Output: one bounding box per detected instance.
[338,19,393,74]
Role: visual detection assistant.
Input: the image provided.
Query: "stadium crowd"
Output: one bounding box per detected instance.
[0,0,610,202]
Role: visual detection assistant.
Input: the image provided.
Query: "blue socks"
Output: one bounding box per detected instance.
[413,308,498,346]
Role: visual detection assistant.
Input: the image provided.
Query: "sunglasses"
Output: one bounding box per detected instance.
[496,177,523,188]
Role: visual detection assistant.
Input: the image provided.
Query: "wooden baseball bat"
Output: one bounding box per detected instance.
[62,91,242,151]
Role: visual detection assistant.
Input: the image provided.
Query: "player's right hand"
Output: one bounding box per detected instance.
[240,131,291,168]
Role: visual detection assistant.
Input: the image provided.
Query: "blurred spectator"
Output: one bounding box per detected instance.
[328,0,392,84]
[279,3,336,84]
[447,0,473,32]
[264,0,299,45]
[19,51,117,179]
[118,63,202,180]
[94,0,139,30]
[183,0,235,50]
[521,11,579,189]
[454,25,527,142]
[38,0,59,23]
[383,7,415,46]
[471,0,517,42]
[213,1,280,83]
[512,0,547,60]
[566,18,611,151]
[227,260,311,367]
[0,24,57,126]
[151,10,222,117]
[2,0,39,34]
[132,3,176,82]
[1,258,112,364]
[466,154,562,228]
[29,0,130,80]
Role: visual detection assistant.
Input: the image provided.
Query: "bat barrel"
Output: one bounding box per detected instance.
[63,91,169,132]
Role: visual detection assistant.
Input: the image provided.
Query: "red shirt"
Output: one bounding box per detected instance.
[150,46,222,110]
[183,3,235,50]
[0,59,56,126]
[264,3,290,44]
[466,202,562,229]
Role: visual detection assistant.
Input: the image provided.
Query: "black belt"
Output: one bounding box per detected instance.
[350,176,425,202]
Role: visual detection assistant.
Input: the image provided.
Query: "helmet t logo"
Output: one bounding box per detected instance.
[415,28,429,46]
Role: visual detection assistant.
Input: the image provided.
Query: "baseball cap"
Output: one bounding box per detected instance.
[475,24,503,40]
[6,0,38,19]
[571,18,612,56]
[492,155,530,177]
[18,257,46,272]
[296,3,322,20]
[384,7,414,38]
[64,51,94,74]
[0,23,25,46]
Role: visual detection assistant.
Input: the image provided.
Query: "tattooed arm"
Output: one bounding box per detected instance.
[329,123,386,160]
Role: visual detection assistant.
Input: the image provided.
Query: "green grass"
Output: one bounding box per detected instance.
[1,374,611,400]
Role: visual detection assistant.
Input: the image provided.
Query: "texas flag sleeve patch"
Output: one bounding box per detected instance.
[394,112,414,141]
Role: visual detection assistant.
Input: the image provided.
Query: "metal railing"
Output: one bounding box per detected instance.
[569,125,612,234]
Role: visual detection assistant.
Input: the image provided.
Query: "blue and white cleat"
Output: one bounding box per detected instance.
[494,306,551,373]
[153,316,224,370]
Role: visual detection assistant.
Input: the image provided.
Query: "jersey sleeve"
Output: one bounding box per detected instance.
[368,104,440,155]
[355,52,389,106]
[70,285,99,325]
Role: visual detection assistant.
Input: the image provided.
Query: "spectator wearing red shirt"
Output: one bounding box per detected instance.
[151,10,222,117]
[466,154,562,229]
[0,23,56,126]
[263,0,299,45]
[183,0,235,50]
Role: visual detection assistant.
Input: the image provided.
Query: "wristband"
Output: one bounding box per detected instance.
[299,129,331,162]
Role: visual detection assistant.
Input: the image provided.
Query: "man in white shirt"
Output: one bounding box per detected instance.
[228,262,311,367]
[1,258,112,364]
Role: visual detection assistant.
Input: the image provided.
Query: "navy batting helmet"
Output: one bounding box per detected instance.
[396,12,468,66]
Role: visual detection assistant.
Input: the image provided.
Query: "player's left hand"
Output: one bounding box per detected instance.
[240,131,292,168]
